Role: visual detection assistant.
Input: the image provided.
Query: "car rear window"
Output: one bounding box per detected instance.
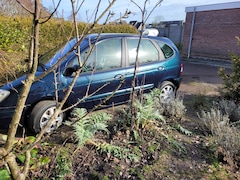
[156,42,174,59]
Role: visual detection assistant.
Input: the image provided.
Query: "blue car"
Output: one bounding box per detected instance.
[0,33,183,133]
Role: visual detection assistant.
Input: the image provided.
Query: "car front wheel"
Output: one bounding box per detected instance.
[28,100,64,133]
[159,81,176,103]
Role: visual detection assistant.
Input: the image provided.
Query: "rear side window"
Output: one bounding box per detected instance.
[157,41,174,59]
[126,39,159,65]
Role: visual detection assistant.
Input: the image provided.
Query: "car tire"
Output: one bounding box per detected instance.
[28,100,64,133]
[159,81,176,103]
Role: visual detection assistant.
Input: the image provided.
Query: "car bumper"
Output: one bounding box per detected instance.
[0,105,29,129]
[174,77,182,89]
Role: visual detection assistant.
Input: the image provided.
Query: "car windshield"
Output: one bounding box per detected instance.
[38,37,91,71]
[38,45,62,65]
[38,40,74,70]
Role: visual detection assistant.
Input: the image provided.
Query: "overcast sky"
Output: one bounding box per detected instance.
[42,0,239,23]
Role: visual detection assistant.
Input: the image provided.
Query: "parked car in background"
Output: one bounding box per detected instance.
[0,33,183,133]
[142,28,159,36]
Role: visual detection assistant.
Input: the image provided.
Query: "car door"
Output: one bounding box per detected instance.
[62,38,127,108]
[124,37,167,95]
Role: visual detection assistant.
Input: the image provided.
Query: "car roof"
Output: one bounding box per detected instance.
[87,33,140,39]
[86,33,165,40]
[86,33,174,45]
[86,33,177,50]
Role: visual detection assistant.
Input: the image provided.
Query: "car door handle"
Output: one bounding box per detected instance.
[114,74,125,80]
[158,66,164,71]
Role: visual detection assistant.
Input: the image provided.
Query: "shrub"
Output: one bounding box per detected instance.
[0,15,138,84]
[148,88,186,121]
[118,88,187,134]
[0,16,30,52]
[216,99,240,122]
[67,108,111,147]
[198,104,240,169]
[218,37,240,101]
[0,50,27,85]
[135,95,165,129]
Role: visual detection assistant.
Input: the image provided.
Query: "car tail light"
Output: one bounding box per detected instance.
[180,63,183,75]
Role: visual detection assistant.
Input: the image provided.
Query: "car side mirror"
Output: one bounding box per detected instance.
[63,65,80,76]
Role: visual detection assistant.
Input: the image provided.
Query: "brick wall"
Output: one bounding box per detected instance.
[182,8,240,60]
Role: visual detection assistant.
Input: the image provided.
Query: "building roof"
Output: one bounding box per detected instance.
[186,1,240,12]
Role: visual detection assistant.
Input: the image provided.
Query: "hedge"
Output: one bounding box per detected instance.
[0,15,138,84]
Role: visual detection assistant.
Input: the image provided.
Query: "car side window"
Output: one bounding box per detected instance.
[127,39,159,65]
[81,38,122,71]
[65,38,122,75]
[157,41,174,59]
[95,38,122,70]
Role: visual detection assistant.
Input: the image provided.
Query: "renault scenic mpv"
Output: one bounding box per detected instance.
[0,33,183,133]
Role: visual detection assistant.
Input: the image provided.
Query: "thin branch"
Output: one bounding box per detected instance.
[94,0,102,22]
[75,0,85,14]
[22,150,31,178]
[144,0,163,22]
[94,0,116,24]
[15,0,34,15]
[40,0,62,24]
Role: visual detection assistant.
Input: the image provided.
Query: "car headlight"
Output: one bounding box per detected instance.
[0,89,10,103]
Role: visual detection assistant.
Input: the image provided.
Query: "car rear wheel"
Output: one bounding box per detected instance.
[159,81,176,103]
[28,100,64,133]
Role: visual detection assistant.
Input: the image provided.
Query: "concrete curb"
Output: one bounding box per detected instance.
[182,58,232,68]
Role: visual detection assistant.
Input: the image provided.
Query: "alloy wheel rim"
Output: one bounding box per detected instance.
[160,85,175,103]
[39,106,63,133]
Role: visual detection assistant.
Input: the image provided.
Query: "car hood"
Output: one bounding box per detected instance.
[1,71,44,91]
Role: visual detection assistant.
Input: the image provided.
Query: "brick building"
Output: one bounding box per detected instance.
[182,2,240,60]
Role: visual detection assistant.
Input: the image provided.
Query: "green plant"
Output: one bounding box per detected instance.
[114,166,122,176]
[218,38,240,101]
[164,134,186,153]
[134,93,165,129]
[197,108,230,135]
[174,124,192,136]
[216,99,240,122]
[102,175,109,180]
[15,137,51,169]
[55,147,73,179]
[148,89,190,135]
[147,141,159,153]
[0,136,52,179]
[97,142,140,161]
[198,107,240,169]
[192,93,208,110]
[68,108,111,147]
[160,96,186,120]
[0,169,11,180]
[149,88,186,120]
[0,18,29,52]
